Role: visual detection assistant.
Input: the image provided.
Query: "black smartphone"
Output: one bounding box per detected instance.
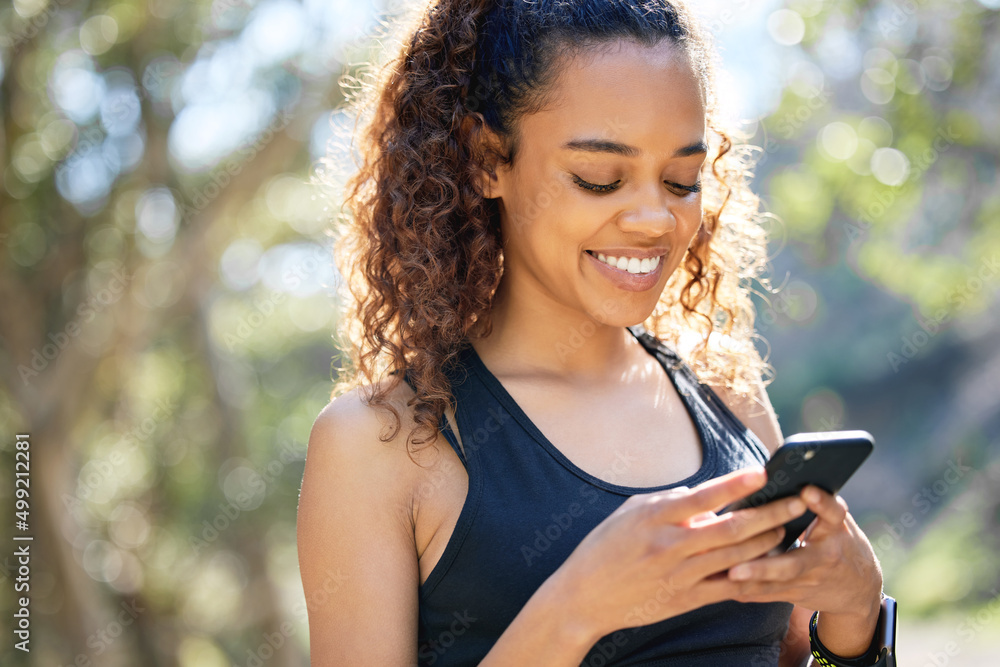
[719,430,874,552]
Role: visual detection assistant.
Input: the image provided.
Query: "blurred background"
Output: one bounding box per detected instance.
[0,0,997,665]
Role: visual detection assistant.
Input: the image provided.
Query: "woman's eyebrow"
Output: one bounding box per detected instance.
[562,138,708,158]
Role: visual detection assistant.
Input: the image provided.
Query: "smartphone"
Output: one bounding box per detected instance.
[719,430,874,552]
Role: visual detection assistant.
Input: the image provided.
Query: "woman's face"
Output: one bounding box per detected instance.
[488,38,707,327]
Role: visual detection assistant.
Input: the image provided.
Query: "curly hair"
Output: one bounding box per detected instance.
[319,0,775,463]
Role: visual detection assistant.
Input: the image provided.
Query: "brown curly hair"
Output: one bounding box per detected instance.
[318,0,774,464]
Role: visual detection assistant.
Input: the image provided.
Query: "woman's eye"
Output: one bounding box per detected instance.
[572,174,703,196]
[665,180,702,196]
[572,175,620,193]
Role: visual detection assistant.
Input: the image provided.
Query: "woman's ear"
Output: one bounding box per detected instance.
[461,115,505,200]
[476,162,501,199]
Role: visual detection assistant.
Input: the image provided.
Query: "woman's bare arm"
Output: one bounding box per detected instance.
[297,389,422,665]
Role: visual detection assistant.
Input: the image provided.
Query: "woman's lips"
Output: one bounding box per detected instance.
[584,249,666,292]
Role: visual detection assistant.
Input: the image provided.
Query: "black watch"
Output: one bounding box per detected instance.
[808,593,896,667]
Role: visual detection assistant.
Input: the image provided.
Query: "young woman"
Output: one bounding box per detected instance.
[297,1,885,665]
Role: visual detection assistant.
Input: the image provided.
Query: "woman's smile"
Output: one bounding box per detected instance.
[584,248,666,292]
[584,247,667,272]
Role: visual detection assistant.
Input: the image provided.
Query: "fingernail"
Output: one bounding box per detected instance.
[789,499,806,514]
[730,565,751,580]
[804,488,820,503]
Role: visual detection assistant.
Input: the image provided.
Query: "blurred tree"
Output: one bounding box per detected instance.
[0,0,372,664]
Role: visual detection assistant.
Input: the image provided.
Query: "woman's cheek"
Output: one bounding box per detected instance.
[681,198,704,235]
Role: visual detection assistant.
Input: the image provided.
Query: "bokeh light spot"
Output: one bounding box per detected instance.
[767,9,806,46]
[819,121,858,161]
[861,68,895,105]
[871,147,911,186]
[220,239,264,291]
[80,15,119,56]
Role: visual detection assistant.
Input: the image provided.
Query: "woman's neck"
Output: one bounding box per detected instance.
[471,277,643,384]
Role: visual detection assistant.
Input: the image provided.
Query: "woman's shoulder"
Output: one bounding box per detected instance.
[309,378,434,467]
[305,380,440,506]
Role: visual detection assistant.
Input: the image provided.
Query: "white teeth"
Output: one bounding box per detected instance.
[590,251,661,275]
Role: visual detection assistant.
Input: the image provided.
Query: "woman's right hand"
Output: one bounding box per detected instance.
[549,466,808,642]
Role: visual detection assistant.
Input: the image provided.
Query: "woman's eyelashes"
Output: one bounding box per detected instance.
[666,180,702,195]
[572,175,621,193]
[571,174,701,196]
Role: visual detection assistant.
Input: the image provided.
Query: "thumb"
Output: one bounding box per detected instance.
[801,487,849,539]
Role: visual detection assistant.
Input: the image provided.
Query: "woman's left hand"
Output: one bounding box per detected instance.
[725,484,883,619]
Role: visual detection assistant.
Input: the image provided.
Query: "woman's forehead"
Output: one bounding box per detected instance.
[515,39,707,154]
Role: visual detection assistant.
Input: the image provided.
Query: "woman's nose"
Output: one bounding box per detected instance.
[617,190,678,235]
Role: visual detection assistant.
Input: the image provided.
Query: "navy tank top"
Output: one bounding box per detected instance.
[411,325,792,666]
